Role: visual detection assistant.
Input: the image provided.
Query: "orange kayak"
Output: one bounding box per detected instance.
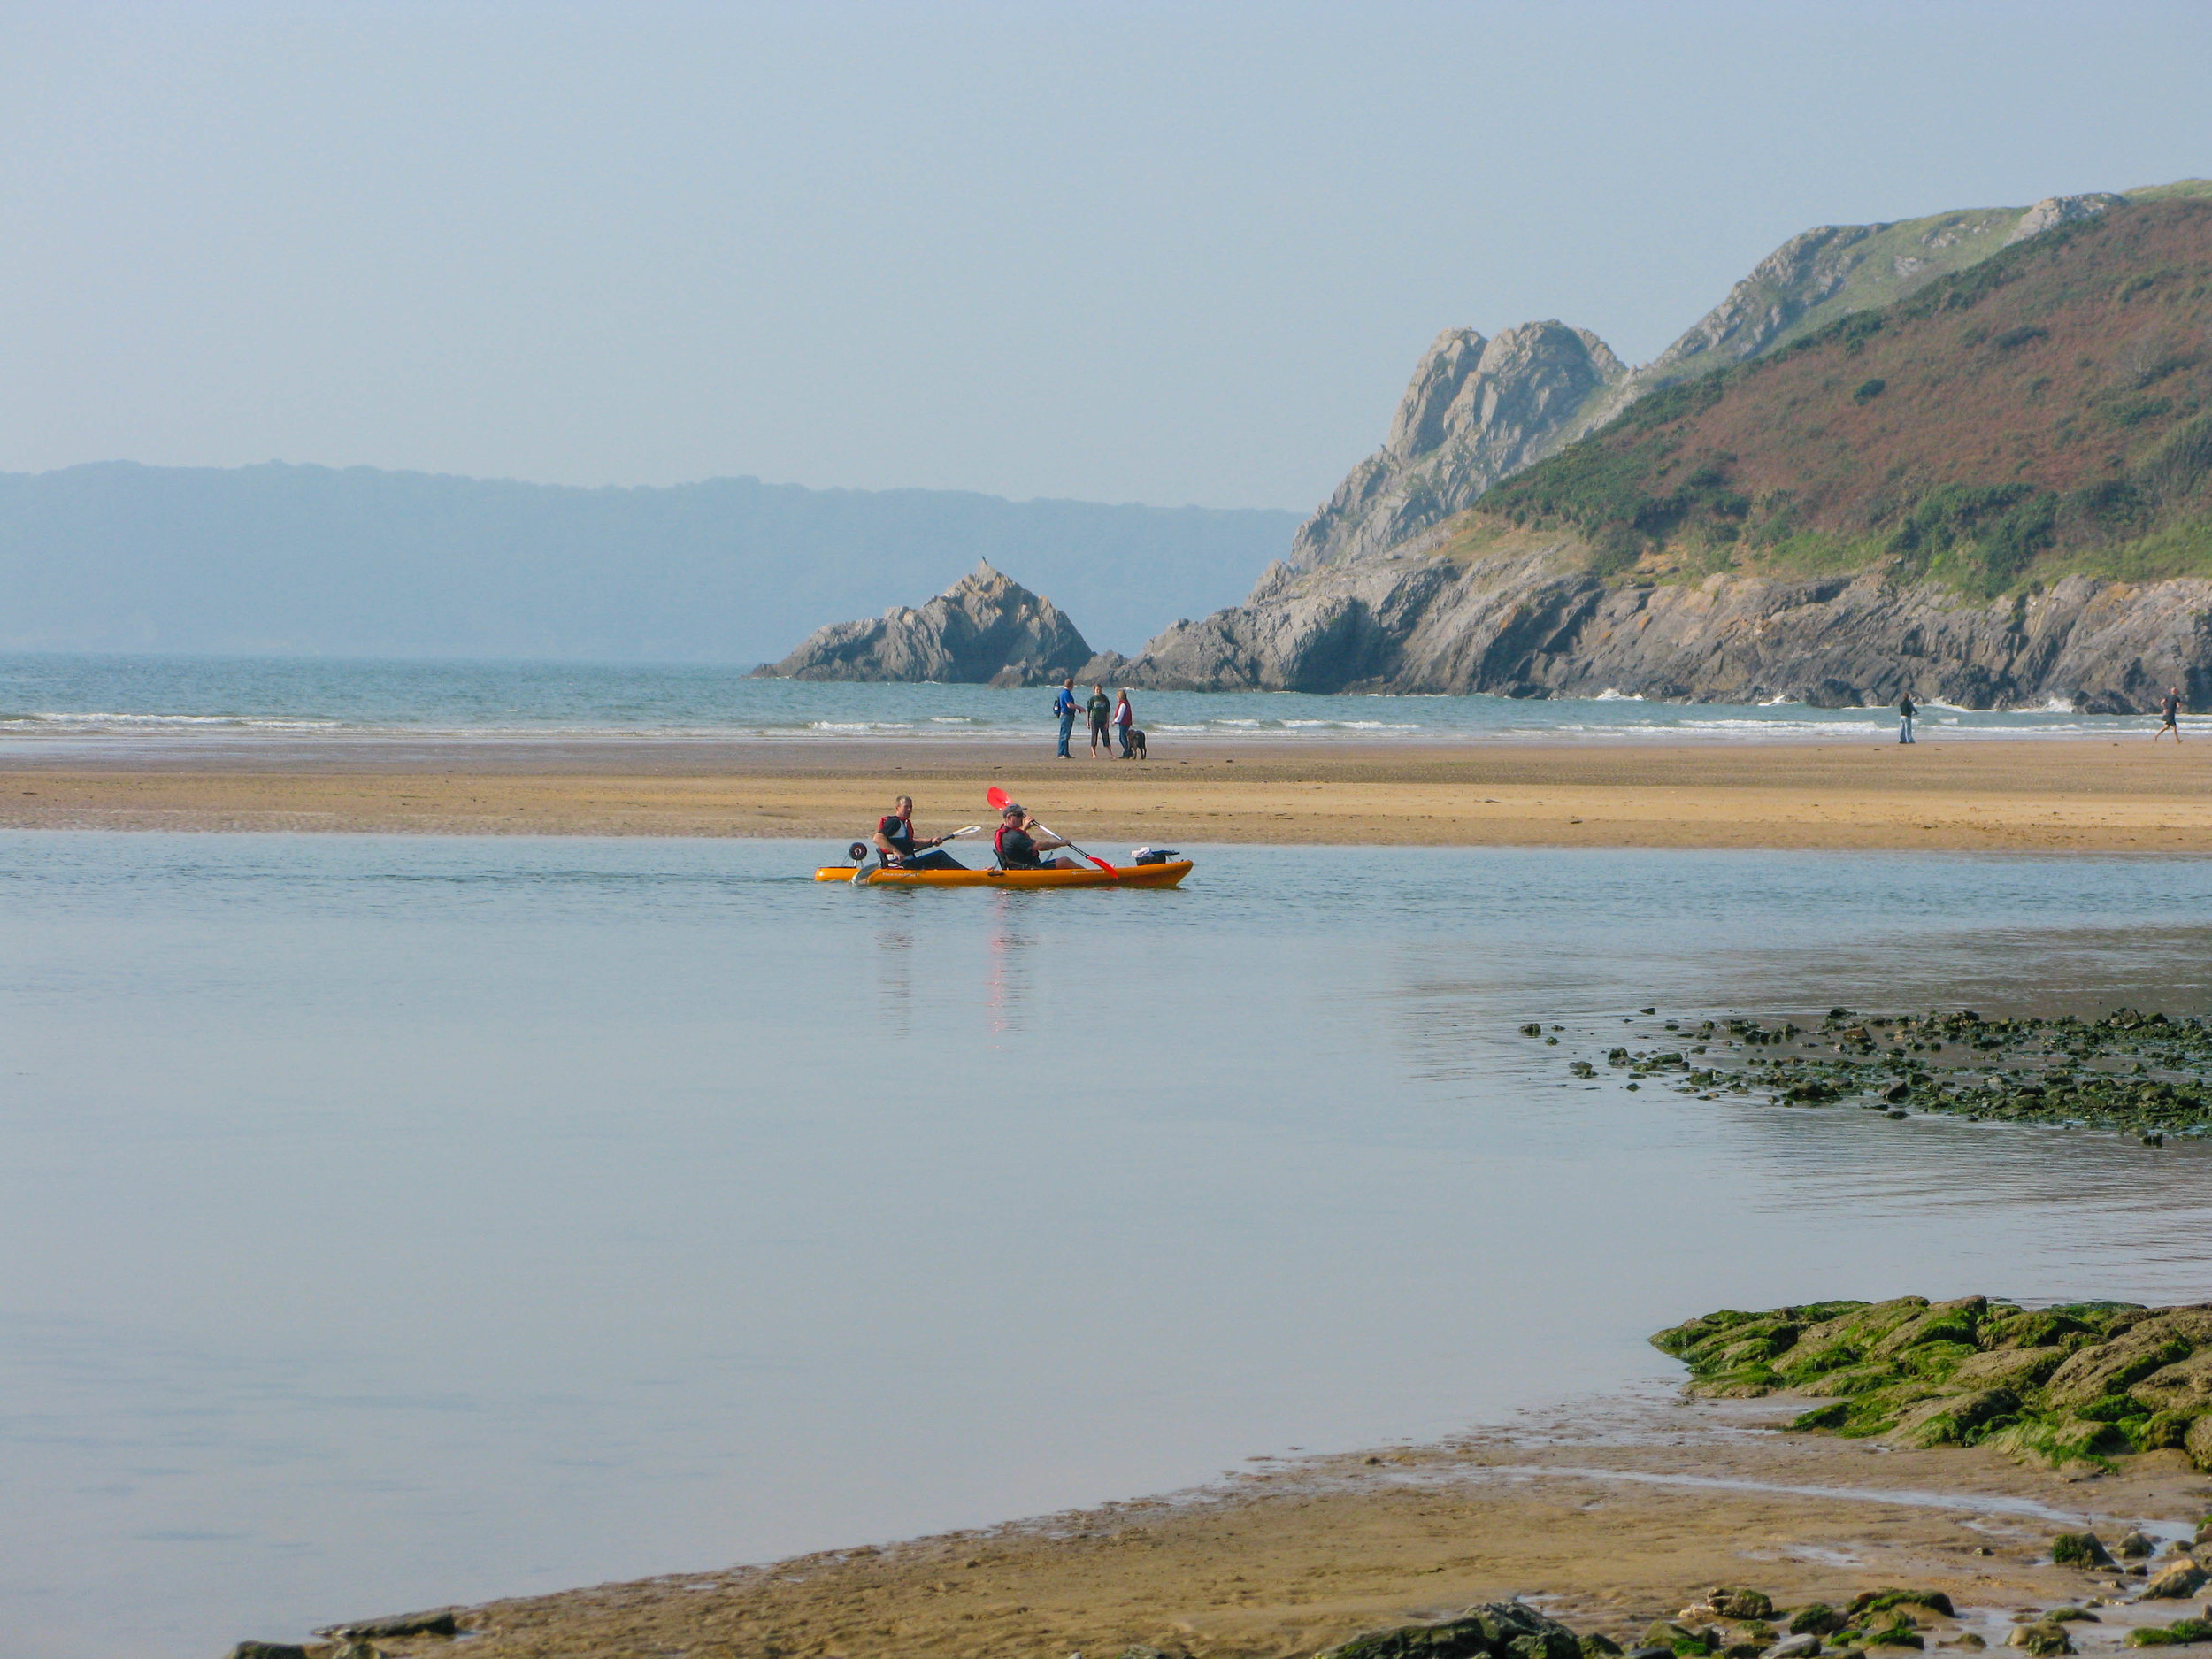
[814,859,1193,889]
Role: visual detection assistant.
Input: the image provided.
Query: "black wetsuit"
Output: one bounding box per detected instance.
[879,814,964,871]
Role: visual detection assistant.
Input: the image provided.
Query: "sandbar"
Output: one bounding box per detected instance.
[1,737,2210,851]
[312,1387,2212,1659]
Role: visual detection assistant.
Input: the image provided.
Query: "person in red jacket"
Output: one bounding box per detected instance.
[992,803,1079,870]
[873,796,965,871]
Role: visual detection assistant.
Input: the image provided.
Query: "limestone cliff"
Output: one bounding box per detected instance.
[1286,323,1627,571]
[1283,194,2129,575]
[757,561,1095,687]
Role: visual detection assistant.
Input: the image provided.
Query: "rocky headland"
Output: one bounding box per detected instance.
[757,560,1111,687]
[1120,186,2212,708]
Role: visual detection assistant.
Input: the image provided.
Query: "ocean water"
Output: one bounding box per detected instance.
[8,833,2212,1657]
[0,652,2183,748]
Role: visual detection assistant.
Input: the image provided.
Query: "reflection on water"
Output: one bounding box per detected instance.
[4,836,2212,1659]
[984,902,1036,1036]
[872,925,914,1035]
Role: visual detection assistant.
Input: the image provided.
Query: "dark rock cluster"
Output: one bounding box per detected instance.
[1554,1007,2212,1140]
[1318,1589,1976,1659]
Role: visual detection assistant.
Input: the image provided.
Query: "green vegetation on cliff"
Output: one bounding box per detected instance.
[1480,199,2212,595]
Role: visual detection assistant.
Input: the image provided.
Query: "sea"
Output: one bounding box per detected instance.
[5,657,2212,1658]
[0,652,2182,747]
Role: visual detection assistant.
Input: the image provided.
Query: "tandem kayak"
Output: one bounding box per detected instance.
[815,859,1193,889]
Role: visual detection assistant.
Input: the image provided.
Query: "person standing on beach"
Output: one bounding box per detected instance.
[2157,687,2185,742]
[1898,692,1916,745]
[1086,684,1112,758]
[1052,678,1078,758]
[1113,687,1134,758]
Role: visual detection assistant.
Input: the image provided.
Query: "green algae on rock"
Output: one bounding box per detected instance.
[1581,1009,2212,1136]
[1653,1297,2212,1467]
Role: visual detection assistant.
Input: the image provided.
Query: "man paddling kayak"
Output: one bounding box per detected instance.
[993,803,1080,871]
[874,796,966,871]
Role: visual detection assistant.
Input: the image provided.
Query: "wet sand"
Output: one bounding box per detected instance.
[318,1389,2212,1659]
[2,737,2210,849]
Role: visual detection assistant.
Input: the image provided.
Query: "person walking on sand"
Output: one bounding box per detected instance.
[2157,687,2185,742]
[1898,692,1916,745]
[1113,687,1134,758]
[1086,684,1112,759]
[1051,677,1078,759]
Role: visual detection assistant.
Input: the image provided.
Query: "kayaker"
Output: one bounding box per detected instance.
[1087,683,1112,758]
[874,795,966,871]
[994,803,1079,871]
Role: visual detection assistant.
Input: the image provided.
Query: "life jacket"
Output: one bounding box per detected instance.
[994,823,1038,867]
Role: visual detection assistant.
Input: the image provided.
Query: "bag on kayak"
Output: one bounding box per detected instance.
[1132,846,1179,866]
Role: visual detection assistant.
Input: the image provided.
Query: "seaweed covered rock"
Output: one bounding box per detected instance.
[1654,1299,2212,1467]
[1318,1601,1585,1659]
[2127,1617,2212,1647]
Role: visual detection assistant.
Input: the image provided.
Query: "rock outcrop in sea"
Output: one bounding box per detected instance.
[756,561,1101,687]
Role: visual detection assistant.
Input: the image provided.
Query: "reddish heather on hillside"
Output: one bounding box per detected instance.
[1483,199,2212,588]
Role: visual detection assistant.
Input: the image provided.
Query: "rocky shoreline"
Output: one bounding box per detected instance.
[1112,540,2210,710]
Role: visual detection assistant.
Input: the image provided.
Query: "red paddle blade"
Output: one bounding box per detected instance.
[987,786,1010,810]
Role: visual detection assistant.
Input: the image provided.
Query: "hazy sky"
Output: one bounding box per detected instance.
[4,2,2210,511]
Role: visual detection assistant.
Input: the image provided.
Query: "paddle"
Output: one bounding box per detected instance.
[985,787,1115,872]
[852,825,983,883]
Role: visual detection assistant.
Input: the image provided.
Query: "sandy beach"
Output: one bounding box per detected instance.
[303,1386,2212,1659]
[2,737,2210,850]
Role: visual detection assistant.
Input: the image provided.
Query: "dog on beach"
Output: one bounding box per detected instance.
[1125,728,1147,760]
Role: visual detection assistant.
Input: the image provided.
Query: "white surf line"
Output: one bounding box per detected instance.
[1471,1464,2188,1533]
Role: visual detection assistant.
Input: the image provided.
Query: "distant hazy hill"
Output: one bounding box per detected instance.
[0,464,1298,661]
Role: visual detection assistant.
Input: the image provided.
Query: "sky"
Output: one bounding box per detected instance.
[3,1,2210,512]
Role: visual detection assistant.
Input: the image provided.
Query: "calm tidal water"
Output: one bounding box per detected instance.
[7,834,2212,1657]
